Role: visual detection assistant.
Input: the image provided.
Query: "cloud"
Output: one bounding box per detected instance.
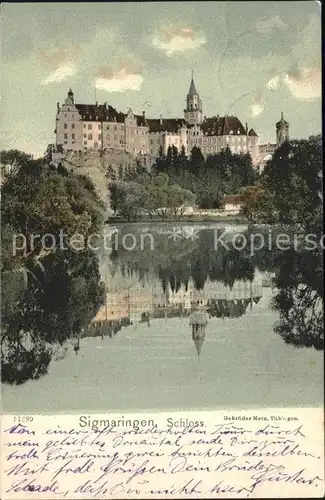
[255,16,286,34]
[152,25,206,56]
[265,69,281,91]
[95,66,143,92]
[41,63,77,85]
[283,63,321,100]
[38,45,81,85]
[251,91,264,117]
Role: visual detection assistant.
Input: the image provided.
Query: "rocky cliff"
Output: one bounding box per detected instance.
[52,149,136,214]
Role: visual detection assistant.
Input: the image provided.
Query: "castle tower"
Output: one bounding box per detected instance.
[276,112,289,147]
[184,73,203,125]
[65,88,74,105]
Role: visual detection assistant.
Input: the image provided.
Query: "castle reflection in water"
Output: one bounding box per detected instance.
[86,277,266,356]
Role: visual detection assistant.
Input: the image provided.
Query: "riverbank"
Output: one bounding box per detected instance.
[106,214,247,224]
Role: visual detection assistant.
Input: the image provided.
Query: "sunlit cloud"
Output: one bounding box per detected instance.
[41,63,77,85]
[152,25,206,56]
[251,91,265,117]
[39,45,81,85]
[95,66,143,92]
[283,63,321,100]
[255,15,286,34]
[266,70,281,91]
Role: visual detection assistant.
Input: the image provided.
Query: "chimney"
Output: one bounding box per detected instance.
[204,116,207,121]
[96,102,98,107]
[245,122,248,134]
[142,110,145,118]
[160,114,163,125]
[216,114,219,120]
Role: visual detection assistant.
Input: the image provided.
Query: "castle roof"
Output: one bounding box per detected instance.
[75,103,125,123]
[147,118,187,133]
[201,116,246,136]
[248,128,258,137]
[188,77,198,96]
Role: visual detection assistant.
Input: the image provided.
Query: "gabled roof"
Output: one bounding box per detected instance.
[201,116,247,136]
[75,103,125,123]
[147,118,187,133]
[248,128,258,136]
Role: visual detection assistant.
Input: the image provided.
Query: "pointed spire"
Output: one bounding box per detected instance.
[188,72,198,96]
[281,111,284,121]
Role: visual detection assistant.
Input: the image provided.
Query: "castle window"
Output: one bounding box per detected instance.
[72,134,75,140]
[98,134,102,140]
[64,133,68,139]
[88,133,92,140]
[71,123,75,129]
[84,133,86,138]
[72,114,74,119]
[84,141,87,146]
[114,125,117,131]
[72,141,75,144]
[83,124,86,128]
[88,124,92,130]
[64,124,67,129]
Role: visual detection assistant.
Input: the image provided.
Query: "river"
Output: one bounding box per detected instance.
[2,223,323,412]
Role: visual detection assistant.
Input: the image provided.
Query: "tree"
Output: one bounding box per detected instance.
[144,173,170,220]
[189,146,204,173]
[1,155,106,383]
[261,136,322,230]
[168,184,196,221]
[0,149,33,179]
[241,185,276,223]
[242,136,323,350]
[109,181,145,221]
[1,161,104,260]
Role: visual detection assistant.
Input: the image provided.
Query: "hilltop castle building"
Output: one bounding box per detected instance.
[55,78,289,168]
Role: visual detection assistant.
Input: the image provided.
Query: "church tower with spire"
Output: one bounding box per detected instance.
[184,73,203,125]
[276,112,289,147]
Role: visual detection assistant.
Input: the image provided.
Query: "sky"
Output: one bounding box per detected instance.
[1,1,322,157]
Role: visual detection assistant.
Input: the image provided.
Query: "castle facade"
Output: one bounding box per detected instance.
[55,78,289,167]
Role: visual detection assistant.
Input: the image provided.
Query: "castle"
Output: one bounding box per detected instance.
[54,76,289,168]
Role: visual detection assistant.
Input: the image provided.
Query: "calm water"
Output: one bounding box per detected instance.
[2,224,324,412]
